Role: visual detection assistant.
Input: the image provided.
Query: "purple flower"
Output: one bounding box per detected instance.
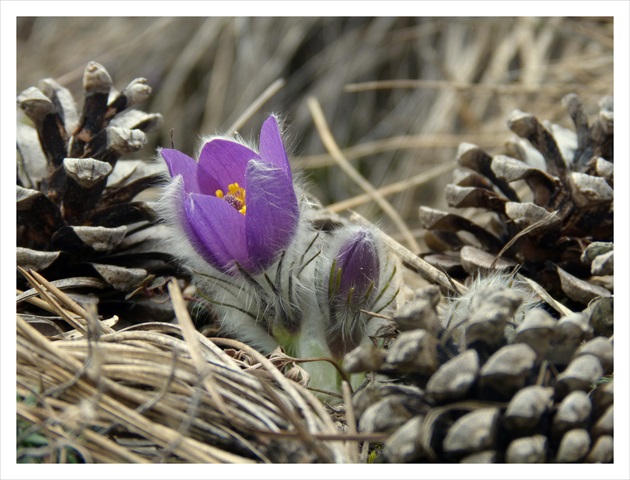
[326,228,380,358]
[161,116,299,274]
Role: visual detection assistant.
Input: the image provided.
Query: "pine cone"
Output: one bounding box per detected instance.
[420,94,613,311]
[17,61,172,323]
[345,94,614,463]
[345,277,613,463]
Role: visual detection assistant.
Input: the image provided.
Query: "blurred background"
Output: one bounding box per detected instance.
[16,17,613,251]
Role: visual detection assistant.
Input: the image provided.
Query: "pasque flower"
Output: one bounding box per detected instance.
[160,116,299,274]
[158,116,400,400]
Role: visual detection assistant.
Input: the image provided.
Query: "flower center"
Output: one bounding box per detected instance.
[216,182,246,215]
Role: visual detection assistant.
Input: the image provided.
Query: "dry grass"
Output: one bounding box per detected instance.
[15,17,614,464]
[15,227,452,464]
[16,17,613,237]
[17,269,390,463]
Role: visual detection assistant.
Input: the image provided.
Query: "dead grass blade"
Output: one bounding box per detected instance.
[308,97,420,253]
[17,272,354,463]
[349,211,467,294]
[327,160,457,213]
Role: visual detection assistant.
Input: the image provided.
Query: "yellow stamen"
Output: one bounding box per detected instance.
[215,182,247,215]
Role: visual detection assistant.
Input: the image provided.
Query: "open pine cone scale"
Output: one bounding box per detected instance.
[17,61,175,324]
[420,94,613,309]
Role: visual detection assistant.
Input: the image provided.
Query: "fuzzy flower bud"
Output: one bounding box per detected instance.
[326,227,381,358]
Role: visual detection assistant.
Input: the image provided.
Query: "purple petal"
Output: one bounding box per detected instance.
[337,228,380,299]
[198,139,259,193]
[259,116,291,178]
[160,148,201,194]
[245,159,299,271]
[184,193,251,273]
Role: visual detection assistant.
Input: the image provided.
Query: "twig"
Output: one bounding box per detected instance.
[348,211,467,293]
[167,280,231,419]
[327,160,457,212]
[342,381,359,463]
[294,136,496,169]
[345,78,602,94]
[226,78,286,135]
[307,97,420,253]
